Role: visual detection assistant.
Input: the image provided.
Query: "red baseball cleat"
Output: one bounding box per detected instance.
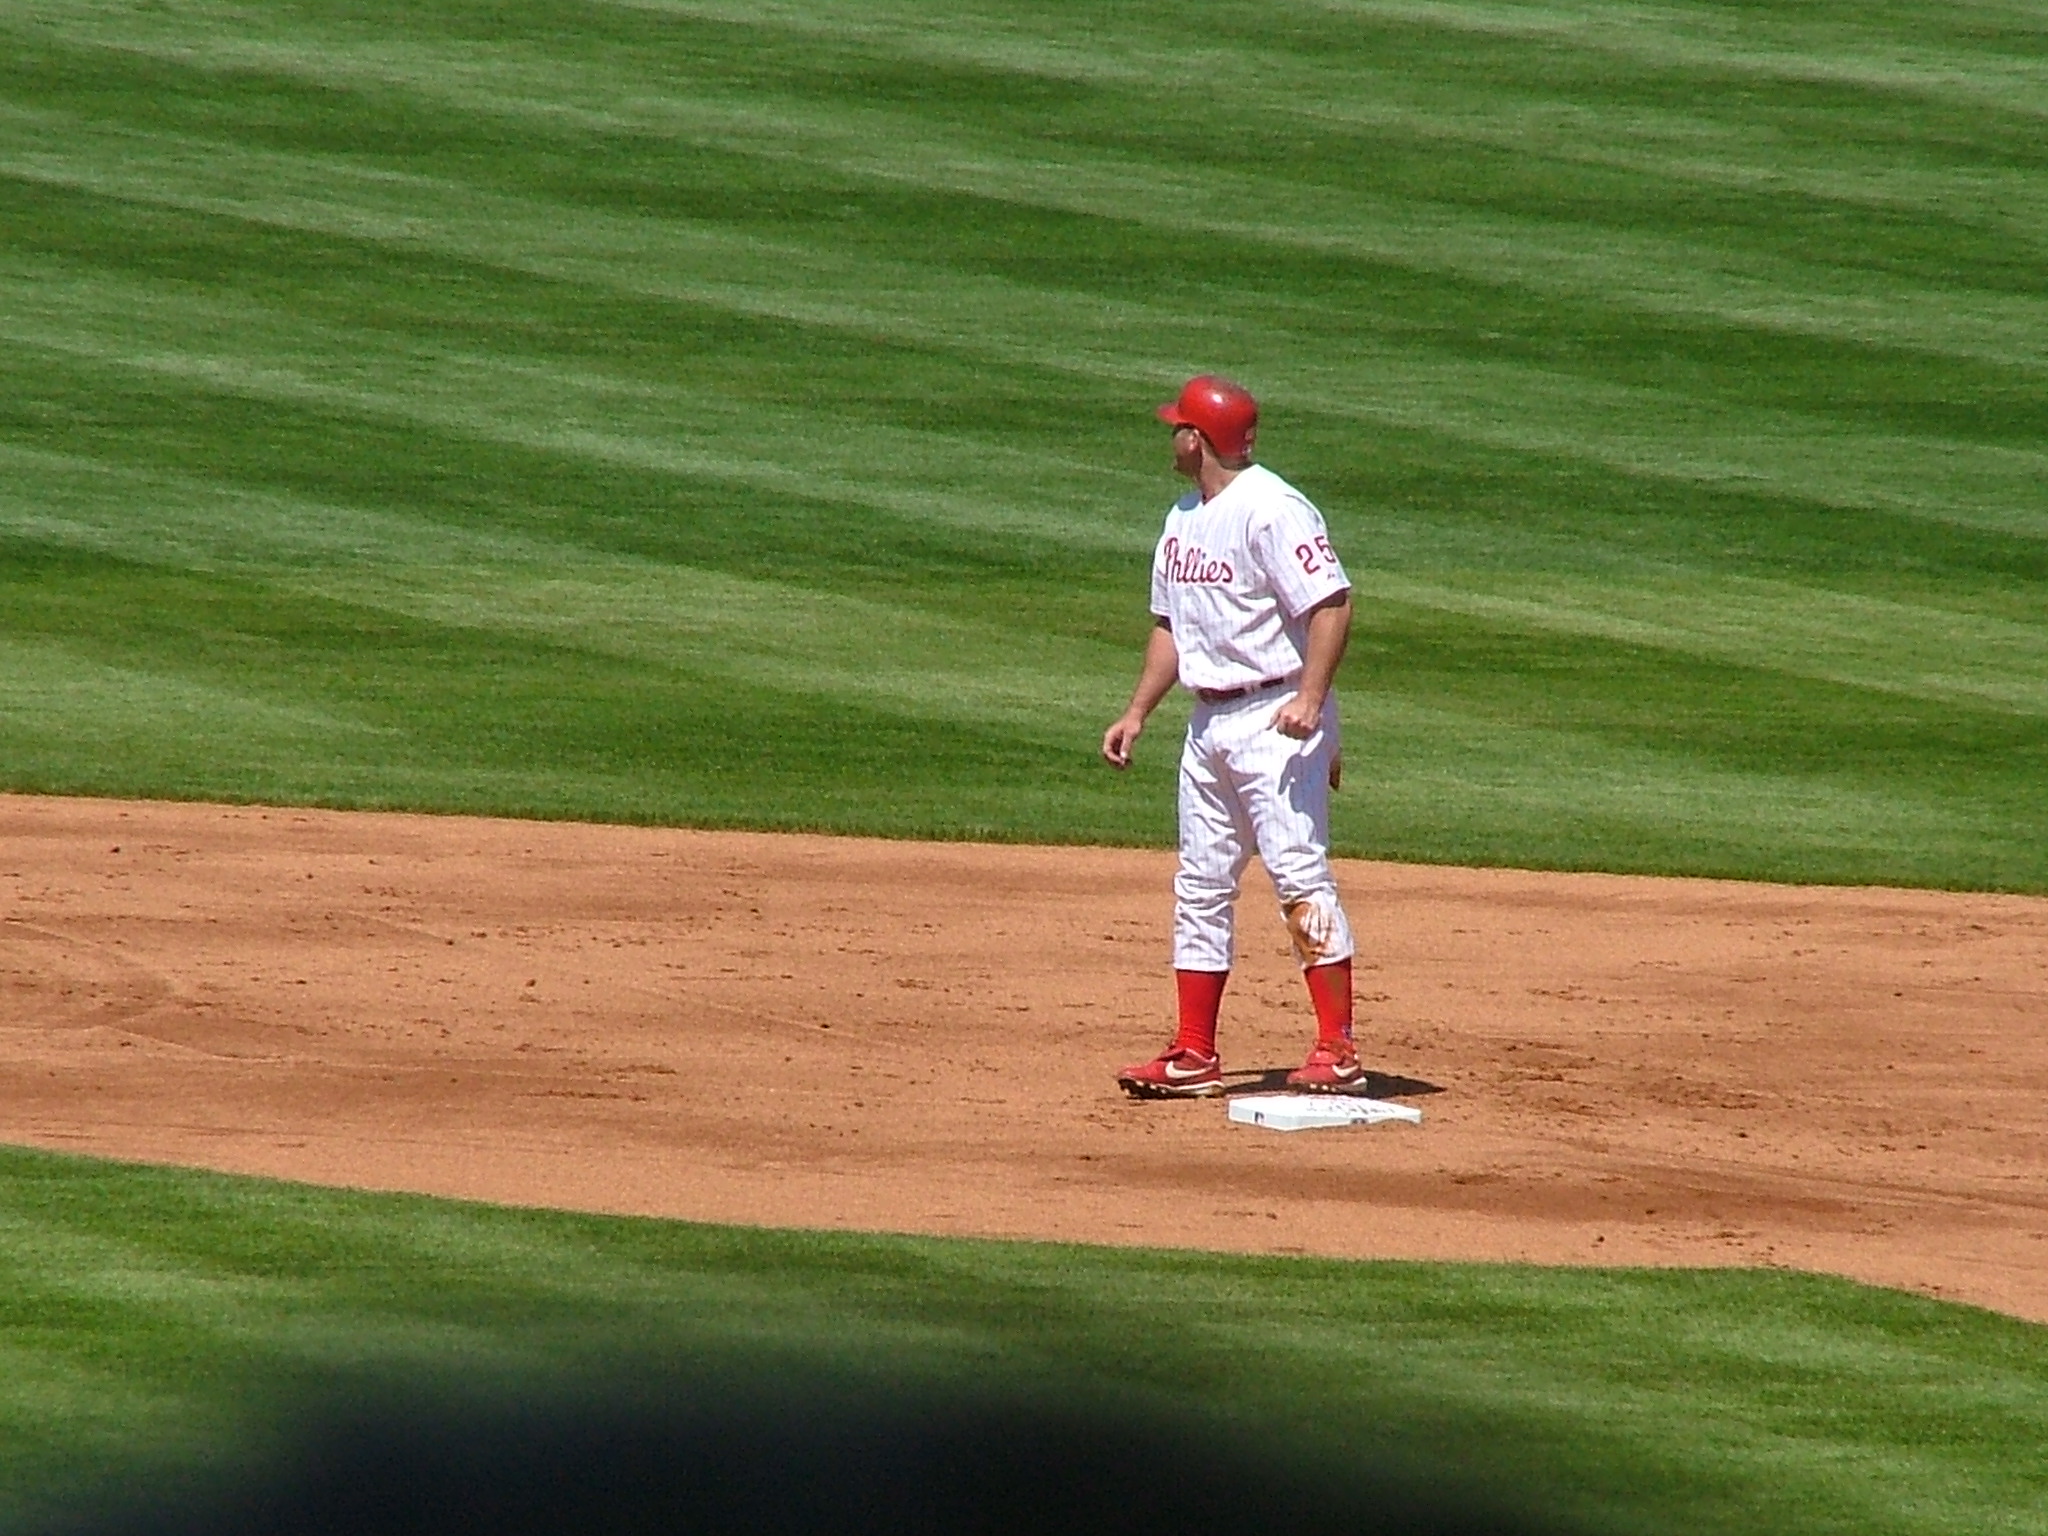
[1116,1045,1224,1099]
[1285,1042,1364,1092]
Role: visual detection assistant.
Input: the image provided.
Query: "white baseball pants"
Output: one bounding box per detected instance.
[1173,690,1354,973]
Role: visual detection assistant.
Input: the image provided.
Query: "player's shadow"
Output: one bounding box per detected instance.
[1221,1067,1443,1099]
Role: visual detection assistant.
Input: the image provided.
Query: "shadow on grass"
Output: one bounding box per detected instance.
[67,1361,1577,1536]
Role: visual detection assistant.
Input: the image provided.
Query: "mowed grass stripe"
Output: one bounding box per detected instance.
[14,76,2048,401]
[4,487,2030,884]
[11,36,2048,397]
[0,583,1148,838]
[8,306,2041,715]
[0,446,1134,738]
[8,163,2048,593]
[7,92,2048,539]
[28,0,2048,215]
[0,0,2044,881]
[13,411,2048,738]
[2,365,2041,869]
[1363,571,2048,717]
[9,10,2048,517]
[17,0,2048,316]
[12,7,2048,382]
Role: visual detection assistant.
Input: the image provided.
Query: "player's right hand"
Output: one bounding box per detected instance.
[1101,713,1144,769]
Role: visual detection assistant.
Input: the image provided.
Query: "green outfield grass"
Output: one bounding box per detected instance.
[0,1147,2043,1536]
[1,0,2044,886]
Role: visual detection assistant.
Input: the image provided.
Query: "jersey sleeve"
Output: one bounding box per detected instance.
[1149,526,1172,619]
[1251,493,1350,617]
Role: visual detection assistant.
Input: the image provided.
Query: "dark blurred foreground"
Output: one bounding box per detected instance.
[56,1366,1582,1536]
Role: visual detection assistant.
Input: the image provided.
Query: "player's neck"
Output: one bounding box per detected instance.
[1196,460,1249,502]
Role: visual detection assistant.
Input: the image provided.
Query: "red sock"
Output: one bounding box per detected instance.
[1304,958,1353,1048]
[1172,969,1228,1056]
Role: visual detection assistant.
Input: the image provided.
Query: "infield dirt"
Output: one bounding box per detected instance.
[2,793,2043,1320]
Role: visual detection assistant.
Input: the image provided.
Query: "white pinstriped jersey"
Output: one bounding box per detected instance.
[1148,464,1350,693]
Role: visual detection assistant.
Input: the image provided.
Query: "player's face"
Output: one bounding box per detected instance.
[1170,423,1205,479]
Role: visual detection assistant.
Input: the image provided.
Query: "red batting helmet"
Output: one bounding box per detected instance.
[1156,375,1258,458]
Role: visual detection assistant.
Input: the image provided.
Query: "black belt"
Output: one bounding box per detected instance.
[1194,676,1295,705]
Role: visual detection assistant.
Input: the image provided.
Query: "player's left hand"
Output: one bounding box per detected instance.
[1270,692,1323,740]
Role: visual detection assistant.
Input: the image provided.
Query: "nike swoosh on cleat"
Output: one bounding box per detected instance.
[1163,1060,1214,1080]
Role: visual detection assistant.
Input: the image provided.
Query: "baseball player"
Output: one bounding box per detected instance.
[1101,375,1361,1097]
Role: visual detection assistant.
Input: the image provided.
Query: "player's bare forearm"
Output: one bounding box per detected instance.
[1272,591,1351,739]
[1126,619,1181,717]
[1102,619,1179,768]
[1296,592,1352,705]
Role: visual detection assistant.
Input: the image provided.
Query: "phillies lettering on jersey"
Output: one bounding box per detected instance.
[1150,463,1350,693]
[1160,538,1234,585]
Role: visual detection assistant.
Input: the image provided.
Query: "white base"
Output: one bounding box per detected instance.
[1227,1093,1423,1131]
